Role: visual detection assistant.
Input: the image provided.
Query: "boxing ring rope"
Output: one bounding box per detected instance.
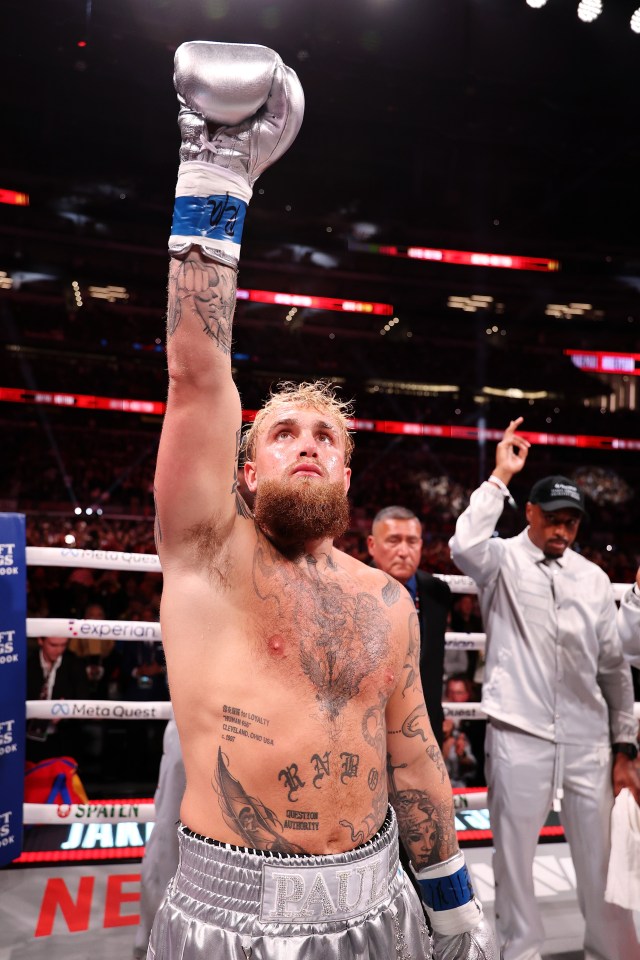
[26,546,631,601]
[21,547,639,828]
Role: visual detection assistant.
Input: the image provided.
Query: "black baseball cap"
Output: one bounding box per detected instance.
[528,475,586,514]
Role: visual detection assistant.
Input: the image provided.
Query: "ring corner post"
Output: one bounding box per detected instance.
[0,512,27,866]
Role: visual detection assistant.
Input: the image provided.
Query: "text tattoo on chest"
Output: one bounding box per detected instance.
[252,542,392,719]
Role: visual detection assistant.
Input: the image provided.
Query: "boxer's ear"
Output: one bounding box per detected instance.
[244,459,257,493]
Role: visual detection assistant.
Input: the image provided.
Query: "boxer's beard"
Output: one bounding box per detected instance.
[253,476,350,550]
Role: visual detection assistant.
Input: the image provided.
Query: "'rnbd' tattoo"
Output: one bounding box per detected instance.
[340,752,360,783]
[278,763,306,802]
[310,751,331,788]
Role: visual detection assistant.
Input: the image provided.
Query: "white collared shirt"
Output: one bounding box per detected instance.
[617,583,640,669]
[449,481,637,745]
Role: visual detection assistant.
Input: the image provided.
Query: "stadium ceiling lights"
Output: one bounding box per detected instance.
[448,295,494,313]
[577,0,602,22]
[528,1,640,32]
[545,302,605,320]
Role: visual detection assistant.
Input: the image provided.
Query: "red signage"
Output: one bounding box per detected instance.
[236,287,393,315]
[1,386,639,450]
[0,189,29,206]
[365,243,560,273]
[565,349,640,376]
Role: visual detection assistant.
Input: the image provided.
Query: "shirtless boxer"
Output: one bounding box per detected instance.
[151,40,497,960]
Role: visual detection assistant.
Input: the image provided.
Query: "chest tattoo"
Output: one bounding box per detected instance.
[252,541,391,719]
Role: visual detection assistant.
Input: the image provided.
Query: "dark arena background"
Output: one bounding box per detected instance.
[1,1,639,958]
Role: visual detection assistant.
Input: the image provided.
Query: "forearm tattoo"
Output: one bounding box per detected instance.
[387,752,456,868]
[401,704,429,742]
[167,256,237,354]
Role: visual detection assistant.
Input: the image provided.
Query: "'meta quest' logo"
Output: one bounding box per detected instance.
[0,544,18,575]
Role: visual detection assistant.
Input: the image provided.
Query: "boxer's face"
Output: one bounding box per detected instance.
[244,405,351,494]
[244,406,351,546]
[367,518,422,585]
[525,504,581,558]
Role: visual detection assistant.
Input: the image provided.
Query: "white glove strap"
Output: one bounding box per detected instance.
[170,162,253,266]
[412,851,483,935]
[175,162,253,204]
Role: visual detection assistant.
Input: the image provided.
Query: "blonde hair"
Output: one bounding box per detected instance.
[244,381,355,465]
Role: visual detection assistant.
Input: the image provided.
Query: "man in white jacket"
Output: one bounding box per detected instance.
[449,417,640,960]
[618,566,640,669]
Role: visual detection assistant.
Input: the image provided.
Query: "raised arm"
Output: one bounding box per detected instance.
[449,417,530,586]
[155,42,304,564]
[386,609,498,958]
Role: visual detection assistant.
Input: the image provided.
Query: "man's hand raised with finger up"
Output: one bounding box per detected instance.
[490,417,531,492]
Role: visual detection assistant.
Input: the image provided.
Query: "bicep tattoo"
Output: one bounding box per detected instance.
[401,611,421,697]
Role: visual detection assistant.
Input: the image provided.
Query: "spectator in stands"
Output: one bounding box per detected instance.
[117,607,169,781]
[26,636,91,763]
[449,594,484,684]
[444,674,485,787]
[450,594,482,634]
[68,602,117,697]
[441,717,477,788]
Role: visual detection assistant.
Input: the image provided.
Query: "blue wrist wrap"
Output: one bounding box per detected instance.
[417,863,474,911]
[171,193,247,245]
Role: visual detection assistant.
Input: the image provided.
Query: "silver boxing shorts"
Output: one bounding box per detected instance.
[147,806,431,959]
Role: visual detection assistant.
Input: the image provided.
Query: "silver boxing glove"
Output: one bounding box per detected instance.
[169,41,305,268]
[412,852,501,960]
